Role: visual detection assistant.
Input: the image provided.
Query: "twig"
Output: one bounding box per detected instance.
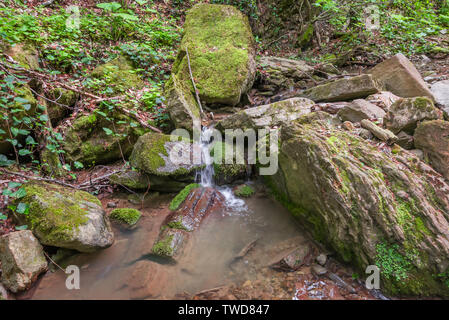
[195,285,225,296]
[185,47,204,117]
[43,251,66,273]
[0,168,78,189]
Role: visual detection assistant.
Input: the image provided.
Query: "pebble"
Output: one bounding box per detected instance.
[107,201,117,208]
[312,264,328,276]
[342,121,355,131]
[316,254,327,266]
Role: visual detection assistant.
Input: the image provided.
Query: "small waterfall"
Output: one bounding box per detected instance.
[196,125,247,212]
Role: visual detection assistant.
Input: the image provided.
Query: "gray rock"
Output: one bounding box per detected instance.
[366,91,401,110]
[409,149,424,160]
[396,131,415,150]
[431,80,449,114]
[369,53,435,101]
[258,56,314,89]
[0,283,9,300]
[13,182,114,253]
[337,99,386,123]
[358,128,374,140]
[0,231,47,293]
[311,264,328,276]
[301,74,380,103]
[384,97,442,134]
[361,120,398,145]
[216,97,315,131]
[316,254,327,266]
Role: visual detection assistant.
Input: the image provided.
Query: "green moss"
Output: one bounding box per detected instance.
[16,183,99,244]
[234,184,255,198]
[130,133,170,174]
[375,242,413,281]
[110,208,142,226]
[169,183,201,211]
[166,218,189,231]
[172,4,254,105]
[298,24,314,48]
[152,234,174,256]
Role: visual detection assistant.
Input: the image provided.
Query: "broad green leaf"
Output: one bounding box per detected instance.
[16,202,29,215]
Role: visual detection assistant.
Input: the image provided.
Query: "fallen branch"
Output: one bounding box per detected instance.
[185,47,204,117]
[0,168,78,189]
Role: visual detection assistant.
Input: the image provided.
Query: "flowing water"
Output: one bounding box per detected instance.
[28,127,372,300]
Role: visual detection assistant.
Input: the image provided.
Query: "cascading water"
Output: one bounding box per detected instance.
[196,126,247,212]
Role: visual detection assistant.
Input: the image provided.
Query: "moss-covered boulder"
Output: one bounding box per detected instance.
[13,182,114,253]
[3,43,39,70]
[46,87,78,126]
[63,111,148,167]
[91,55,145,95]
[414,120,449,181]
[168,3,255,107]
[234,184,255,198]
[384,97,442,135]
[0,84,38,155]
[129,132,204,191]
[110,208,142,227]
[216,97,315,132]
[266,112,449,297]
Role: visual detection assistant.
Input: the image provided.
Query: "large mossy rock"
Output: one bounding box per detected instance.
[13,182,114,253]
[384,97,442,134]
[165,4,255,129]
[0,230,47,293]
[216,97,315,131]
[266,112,449,297]
[129,132,204,192]
[414,120,449,181]
[91,55,145,95]
[63,111,148,166]
[3,43,39,70]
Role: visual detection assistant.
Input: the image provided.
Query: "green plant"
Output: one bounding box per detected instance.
[234,184,255,198]
[375,242,417,281]
[110,208,142,225]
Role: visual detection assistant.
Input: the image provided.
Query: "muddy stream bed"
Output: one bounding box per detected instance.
[24,185,379,300]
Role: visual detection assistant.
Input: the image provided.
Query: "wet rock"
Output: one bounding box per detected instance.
[414,120,449,180]
[266,112,449,297]
[127,261,168,299]
[63,110,148,167]
[215,97,315,131]
[369,53,435,101]
[316,254,327,266]
[258,56,314,89]
[167,3,255,112]
[301,74,380,103]
[211,141,248,186]
[396,131,415,150]
[337,99,386,123]
[361,119,398,145]
[130,133,204,192]
[13,182,114,253]
[270,246,311,272]
[312,264,328,276]
[431,80,449,115]
[0,231,47,293]
[152,187,225,259]
[366,91,401,111]
[384,97,442,134]
[110,208,142,228]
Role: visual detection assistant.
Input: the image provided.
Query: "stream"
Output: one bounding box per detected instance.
[27,127,377,300]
